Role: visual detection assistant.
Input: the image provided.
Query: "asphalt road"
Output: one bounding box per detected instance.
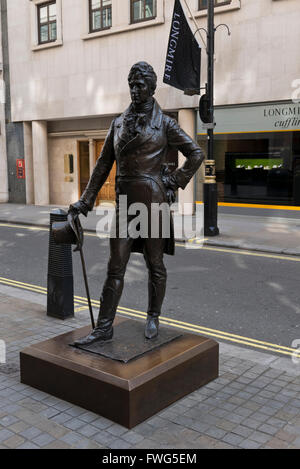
[0,223,299,353]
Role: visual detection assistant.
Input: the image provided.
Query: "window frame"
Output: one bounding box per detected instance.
[198,0,232,10]
[37,0,57,45]
[130,0,157,25]
[89,0,112,33]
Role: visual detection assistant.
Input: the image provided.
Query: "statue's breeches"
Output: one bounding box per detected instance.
[97,176,168,325]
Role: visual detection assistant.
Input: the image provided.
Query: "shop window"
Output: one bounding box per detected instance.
[198,0,232,10]
[38,1,57,44]
[89,0,112,32]
[131,0,156,24]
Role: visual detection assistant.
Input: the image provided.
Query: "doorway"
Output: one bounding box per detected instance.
[78,141,90,197]
[95,140,116,204]
[78,139,116,206]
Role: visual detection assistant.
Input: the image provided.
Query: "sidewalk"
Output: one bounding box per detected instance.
[0,203,299,256]
[0,283,300,449]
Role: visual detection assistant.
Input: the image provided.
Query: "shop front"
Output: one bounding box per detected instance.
[197,102,300,206]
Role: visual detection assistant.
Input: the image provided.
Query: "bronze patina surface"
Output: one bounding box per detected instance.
[70,319,182,363]
[68,61,205,344]
[20,317,219,429]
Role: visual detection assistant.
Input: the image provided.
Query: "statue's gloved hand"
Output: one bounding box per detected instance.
[165,188,176,205]
[68,200,89,218]
[161,166,178,205]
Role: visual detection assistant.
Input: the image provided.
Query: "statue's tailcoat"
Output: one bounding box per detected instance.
[80,99,204,255]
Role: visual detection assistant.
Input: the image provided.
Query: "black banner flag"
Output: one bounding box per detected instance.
[163,0,201,93]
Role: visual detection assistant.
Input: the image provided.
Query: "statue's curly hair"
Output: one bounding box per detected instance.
[128,62,157,96]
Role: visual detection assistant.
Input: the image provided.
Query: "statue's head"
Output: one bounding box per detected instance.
[128,62,157,105]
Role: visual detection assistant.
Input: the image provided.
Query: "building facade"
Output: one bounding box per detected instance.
[0,0,8,203]
[1,0,27,204]
[195,0,300,206]
[5,0,300,209]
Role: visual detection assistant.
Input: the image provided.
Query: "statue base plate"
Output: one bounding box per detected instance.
[20,317,219,429]
[71,319,183,363]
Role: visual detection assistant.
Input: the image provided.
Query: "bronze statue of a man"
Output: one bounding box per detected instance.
[70,61,204,346]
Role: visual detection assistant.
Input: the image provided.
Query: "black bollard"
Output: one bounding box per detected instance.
[204,160,220,237]
[47,209,74,319]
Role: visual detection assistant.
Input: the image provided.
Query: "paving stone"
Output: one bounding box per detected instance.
[274,429,297,443]
[40,407,61,419]
[240,418,261,430]
[8,421,30,434]
[250,411,269,423]
[93,431,117,447]
[291,437,300,449]
[283,423,300,435]
[43,440,73,449]
[63,418,86,431]
[50,412,73,425]
[74,438,104,449]
[257,423,278,436]
[17,441,40,449]
[60,431,84,446]
[196,435,225,449]
[106,423,128,437]
[34,419,69,439]
[227,397,245,406]
[232,425,253,438]
[264,438,290,449]
[180,418,210,434]
[222,433,244,446]
[17,398,48,413]
[210,408,229,418]
[266,417,286,429]
[78,412,98,424]
[135,422,161,438]
[219,402,237,412]
[216,419,237,432]
[205,426,227,440]
[3,434,25,448]
[122,431,145,445]
[77,424,99,438]
[258,406,278,416]
[107,438,133,449]
[0,429,15,442]
[147,416,168,428]
[0,415,19,427]
[238,439,262,449]
[248,431,271,444]
[53,401,74,412]
[66,406,87,417]
[234,407,253,418]
[134,438,165,449]
[225,413,245,424]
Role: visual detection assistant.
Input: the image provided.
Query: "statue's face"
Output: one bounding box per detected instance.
[129,74,151,106]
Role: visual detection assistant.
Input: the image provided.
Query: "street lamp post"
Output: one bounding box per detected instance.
[203,0,219,237]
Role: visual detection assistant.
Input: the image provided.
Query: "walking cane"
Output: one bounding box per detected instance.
[70,215,96,330]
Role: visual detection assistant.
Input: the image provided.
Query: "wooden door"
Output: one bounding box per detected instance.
[78,141,90,196]
[95,140,116,205]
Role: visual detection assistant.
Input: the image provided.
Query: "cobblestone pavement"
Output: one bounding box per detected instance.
[0,287,300,450]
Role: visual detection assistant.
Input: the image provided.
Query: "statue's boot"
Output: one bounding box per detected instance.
[74,284,120,347]
[143,255,166,340]
[145,314,159,339]
[73,319,113,347]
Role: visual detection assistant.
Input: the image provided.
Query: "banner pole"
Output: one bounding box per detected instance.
[204,0,219,236]
[182,0,206,48]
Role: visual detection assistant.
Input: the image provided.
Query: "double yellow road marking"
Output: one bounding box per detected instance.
[1,275,299,360]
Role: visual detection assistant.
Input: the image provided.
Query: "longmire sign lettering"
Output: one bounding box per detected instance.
[163,0,201,93]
